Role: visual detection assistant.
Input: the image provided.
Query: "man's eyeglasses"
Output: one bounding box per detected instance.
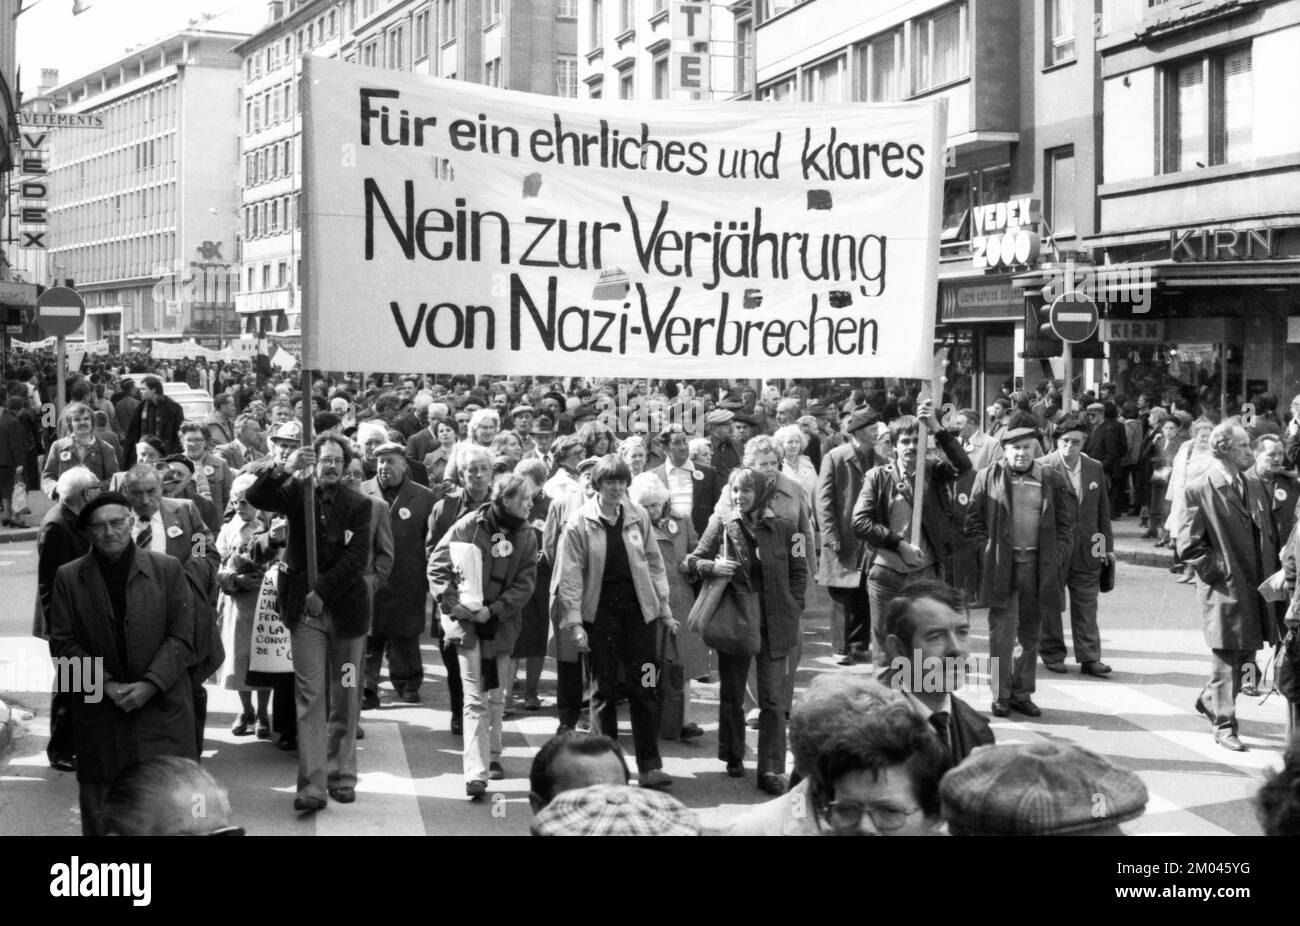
[821,799,923,833]
[89,517,131,534]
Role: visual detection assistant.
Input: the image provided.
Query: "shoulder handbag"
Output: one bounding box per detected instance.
[685,527,762,656]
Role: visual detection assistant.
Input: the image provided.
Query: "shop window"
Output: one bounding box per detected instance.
[1161,46,1251,173]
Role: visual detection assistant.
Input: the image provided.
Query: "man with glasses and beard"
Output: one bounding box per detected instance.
[246,434,373,810]
[966,427,1074,719]
[49,492,197,835]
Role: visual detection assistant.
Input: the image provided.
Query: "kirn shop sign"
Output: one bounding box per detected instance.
[971,197,1041,270]
[1100,319,1166,343]
[1169,226,1278,261]
[16,130,50,249]
[671,0,710,94]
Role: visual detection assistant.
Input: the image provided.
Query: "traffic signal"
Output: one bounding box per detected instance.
[1022,292,1061,359]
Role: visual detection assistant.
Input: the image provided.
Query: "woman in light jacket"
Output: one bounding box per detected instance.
[687,466,807,796]
[216,473,272,738]
[774,424,817,510]
[428,471,538,799]
[554,454,677,790]
[42,401,119,500]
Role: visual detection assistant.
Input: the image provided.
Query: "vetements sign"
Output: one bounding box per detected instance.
[300,57,947,378]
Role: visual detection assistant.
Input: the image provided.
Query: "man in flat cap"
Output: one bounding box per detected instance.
[510,405,537,456]
[50,492,197,835]
[966,426,1074,717]
[360,441,434,706]
[1037,413,1114,677]
[815,406,880,665]
[706,409,743,481]
[941,742,1147,835]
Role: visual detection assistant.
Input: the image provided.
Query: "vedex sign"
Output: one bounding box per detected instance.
[971,197,1040,270]
[301,58,947,378]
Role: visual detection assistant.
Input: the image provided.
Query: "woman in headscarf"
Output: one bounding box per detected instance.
[629,472,705,741]
[687,466,808,796]
[216,472,273,738]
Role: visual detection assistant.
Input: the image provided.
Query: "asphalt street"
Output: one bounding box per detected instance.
[0,537,1288,836]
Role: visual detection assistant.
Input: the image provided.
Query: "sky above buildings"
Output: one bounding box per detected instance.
[17,0,267,91]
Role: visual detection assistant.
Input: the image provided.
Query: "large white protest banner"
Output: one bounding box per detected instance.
[301,57,946,378]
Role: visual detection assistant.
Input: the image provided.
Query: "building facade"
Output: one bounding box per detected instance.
[235,0,579,341]
[1089,0,1300,410]
[44,28,248,351]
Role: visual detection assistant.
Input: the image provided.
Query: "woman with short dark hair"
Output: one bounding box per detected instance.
[555,454,677,790]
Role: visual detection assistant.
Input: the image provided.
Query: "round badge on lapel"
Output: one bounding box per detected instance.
[204,465,215,477]
[166,525,183,539]
[667,519,678,535]
[60,450,71,462]
[958,493,969,506]
[399,507,411,520]
[1088,481,1098,492]
[1276,488,1287,502]
[692,470,703,481]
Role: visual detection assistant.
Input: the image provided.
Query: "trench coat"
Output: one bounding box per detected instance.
[49,548,197,783]
[1177,466,1274,651]
[814,442,877,587]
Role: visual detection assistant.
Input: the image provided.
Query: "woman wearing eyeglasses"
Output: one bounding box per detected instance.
[725,675,949,836]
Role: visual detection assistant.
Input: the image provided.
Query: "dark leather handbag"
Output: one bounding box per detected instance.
[685,529,762,656]
[1100,560,1115,593]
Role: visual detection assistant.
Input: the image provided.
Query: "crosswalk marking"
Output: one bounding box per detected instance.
[319,718,423,836]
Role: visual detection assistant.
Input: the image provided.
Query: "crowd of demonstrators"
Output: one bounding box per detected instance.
[13,344,1300,832]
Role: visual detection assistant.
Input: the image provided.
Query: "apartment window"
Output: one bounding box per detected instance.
[558,0,577,18]
[254,55,262,79]
[1047,0,1075,65]
[328,10,337,36]
[619,69,634,99]
[1162,46,1251,172]
[246,58,254,81]
[653,54,669,99]
[589,80,603,99]
[590,0,603,47]
[442,0,457,40]
[262,265,272,290]
[762,0,801,18]
[285,36,292,60]
[388,26,405,70]
[802,55,845,102]
[619,0,634,33]
[1046,146,1076,237]
[557,54,578,97]
[278,261,288,287]
[912,3,967,93]
[858,29,903,102]
[251,207,259,238]
[307,23,315,47]
[270,200,279,233]
[271,145,280,178]
[487,0,501,23]
[363,0,377,17]
[247,265,256,290]
[941,163,1009,242]
[362,40,379,67]
[761,75,796,101]
[414,8,430,60]
[485,57,502,87]
[735,16,753,93]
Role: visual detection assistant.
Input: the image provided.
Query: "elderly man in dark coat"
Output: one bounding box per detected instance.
[361,442,436,705]
[49,492,197,835]
[1178,421,1275,752]
[814,406,879,665]
[966,426,1074,719]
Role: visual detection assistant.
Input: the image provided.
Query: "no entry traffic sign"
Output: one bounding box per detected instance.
[36,286,85,338]
[1048,291,1098,343]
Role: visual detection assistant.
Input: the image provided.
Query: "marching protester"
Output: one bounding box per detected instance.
[688,466,807,795]
[216,473,273,739]
[49,492,197,835]
[246,434,373,810]
[41,402,119,501]
[428,471,539,798]
[1036,414,1115,677]
[555,454,675,790]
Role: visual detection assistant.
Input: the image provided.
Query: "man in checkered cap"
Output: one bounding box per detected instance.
[940,742,1147,835]
[530,783,701,836]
